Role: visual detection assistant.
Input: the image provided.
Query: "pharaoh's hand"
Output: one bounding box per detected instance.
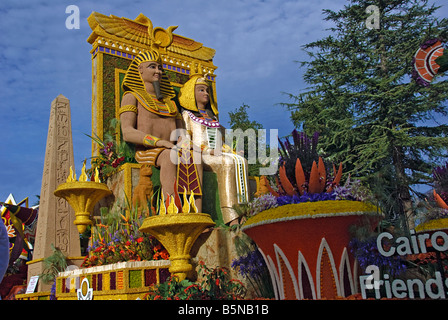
[155,139,175,149]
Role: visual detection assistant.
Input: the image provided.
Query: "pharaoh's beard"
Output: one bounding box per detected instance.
[153,80,163,100]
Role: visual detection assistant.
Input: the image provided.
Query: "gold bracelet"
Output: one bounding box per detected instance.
[143,134,160,147]
[118,104,138,116]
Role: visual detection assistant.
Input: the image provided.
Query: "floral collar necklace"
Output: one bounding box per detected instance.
[186,111,220,128]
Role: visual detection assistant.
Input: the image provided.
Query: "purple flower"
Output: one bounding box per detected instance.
[276,192,337,206]
[349,236,407,277]
[248,193,278,216]
[420,38,441,49]
[433,162,448,182]
[232,249,267,279]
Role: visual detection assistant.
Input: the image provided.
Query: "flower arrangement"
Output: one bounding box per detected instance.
[266,130,343,197]
[86,119,137,181]
[145,261,246,300]
[258,130,374,207]
[81,206,169,268]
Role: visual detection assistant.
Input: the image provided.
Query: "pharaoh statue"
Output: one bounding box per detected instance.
[119,48,203,212]
[178,74,249,225]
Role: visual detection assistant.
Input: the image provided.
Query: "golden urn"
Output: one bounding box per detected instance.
[54,165,112,234]
[139,191,215,281]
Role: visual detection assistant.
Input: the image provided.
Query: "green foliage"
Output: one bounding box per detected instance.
[228,104,265,176]
[145,262,246,300]
[146,277,203,300]
[283,0,448,223]
[228,104,264,132]
[39,244,68,284]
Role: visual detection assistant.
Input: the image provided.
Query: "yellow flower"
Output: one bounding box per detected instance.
[415,217,448,233]
[242,200,381,230]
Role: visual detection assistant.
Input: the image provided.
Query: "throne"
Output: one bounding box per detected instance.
[87,12,225,224]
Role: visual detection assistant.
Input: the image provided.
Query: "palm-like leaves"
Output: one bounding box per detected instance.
[274,131,343,196]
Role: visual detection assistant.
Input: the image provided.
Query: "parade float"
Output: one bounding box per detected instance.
[15,12,256,300]
[8,14,448,302]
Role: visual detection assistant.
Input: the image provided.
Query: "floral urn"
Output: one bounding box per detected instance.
[242,200,382,300]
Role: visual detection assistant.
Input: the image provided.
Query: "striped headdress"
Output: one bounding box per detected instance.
[122,49,177,115]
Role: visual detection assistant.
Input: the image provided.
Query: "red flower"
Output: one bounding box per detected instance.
[112,159,120,168]
[126,240,131,246]
[160,251,169,260]
[136,237,144,243]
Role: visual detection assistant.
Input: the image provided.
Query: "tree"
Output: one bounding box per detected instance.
[228,104,264,176]
[284,0,448,228]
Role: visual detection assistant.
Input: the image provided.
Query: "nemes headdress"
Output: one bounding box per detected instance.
[121,24,177,115]
[178,73,218,116]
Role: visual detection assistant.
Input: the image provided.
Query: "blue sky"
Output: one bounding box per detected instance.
[0,0,447,204]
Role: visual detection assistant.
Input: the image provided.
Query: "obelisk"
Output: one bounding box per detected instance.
[27,95,82,292]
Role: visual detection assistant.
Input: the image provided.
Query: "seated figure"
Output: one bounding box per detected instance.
[178,74,249,225]
[119,49,203,212]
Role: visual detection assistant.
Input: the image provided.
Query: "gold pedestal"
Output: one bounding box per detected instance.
[54,165,112,234]
[139,213,215,281]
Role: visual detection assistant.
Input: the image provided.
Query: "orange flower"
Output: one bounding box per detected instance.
[160,251,169,260]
